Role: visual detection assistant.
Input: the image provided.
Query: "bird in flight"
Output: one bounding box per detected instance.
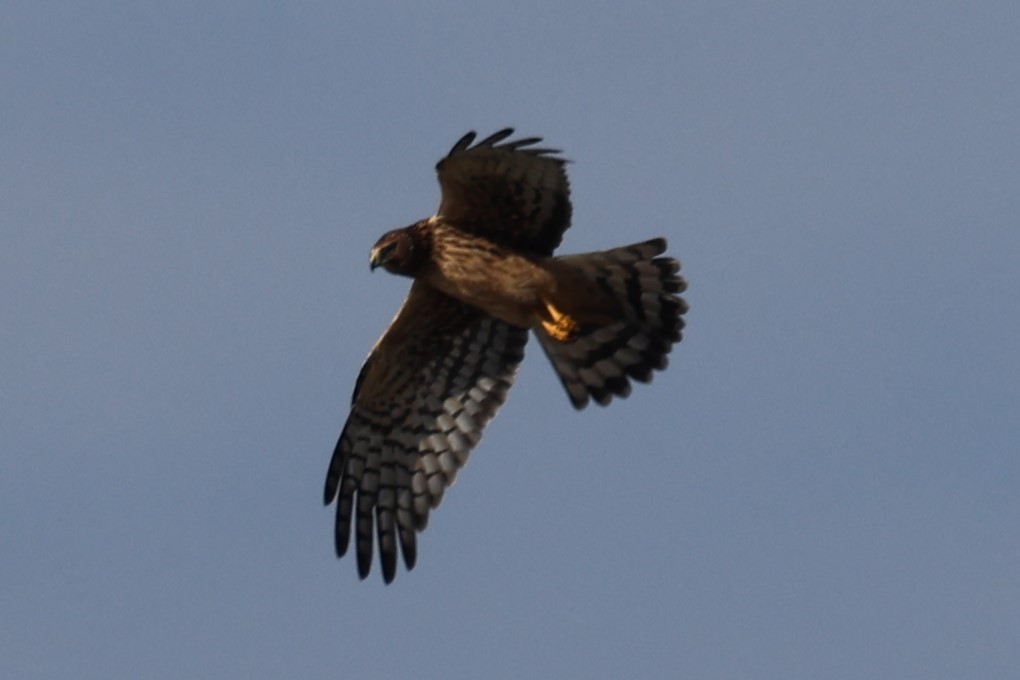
[324,129,688,582]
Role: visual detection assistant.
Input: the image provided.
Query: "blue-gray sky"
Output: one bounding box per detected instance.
[3,2,1018,678]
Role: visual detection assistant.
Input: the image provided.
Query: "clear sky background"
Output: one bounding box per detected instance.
[3,2,1018,678]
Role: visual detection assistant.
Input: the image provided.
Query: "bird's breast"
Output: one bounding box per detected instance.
[425,229,553,329]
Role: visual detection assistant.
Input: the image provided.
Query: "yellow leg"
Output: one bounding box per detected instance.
[540,298,580,341]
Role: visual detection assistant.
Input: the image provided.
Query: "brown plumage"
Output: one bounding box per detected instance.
[325,129,688,582]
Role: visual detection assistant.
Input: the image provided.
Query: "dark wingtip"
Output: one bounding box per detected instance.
[449,130,477,154]
[357,554,372,581]
[402,544,417,572]
[478,128,516,147]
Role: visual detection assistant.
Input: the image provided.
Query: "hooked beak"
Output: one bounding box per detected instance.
[369,247,383,271]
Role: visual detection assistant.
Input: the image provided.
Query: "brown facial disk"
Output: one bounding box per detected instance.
[369,221,431,277]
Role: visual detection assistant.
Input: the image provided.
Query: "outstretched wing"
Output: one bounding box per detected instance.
[435,129,572,256]
[324,282,528,583]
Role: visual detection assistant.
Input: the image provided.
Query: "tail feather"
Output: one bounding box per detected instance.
[536,238,687,409]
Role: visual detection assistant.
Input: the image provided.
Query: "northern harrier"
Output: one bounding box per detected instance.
[325,129,688,582]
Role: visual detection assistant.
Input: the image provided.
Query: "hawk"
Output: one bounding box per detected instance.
[325,129,688,582]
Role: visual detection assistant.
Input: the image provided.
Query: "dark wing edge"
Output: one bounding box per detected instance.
[435,128,572,256]
[442,128,563,163]
[324,283,528,583]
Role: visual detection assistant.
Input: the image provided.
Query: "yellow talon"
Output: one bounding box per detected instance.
[540,299,580,341]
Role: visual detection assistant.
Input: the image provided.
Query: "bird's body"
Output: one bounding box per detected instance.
[424,220,559,330]
[375,218,622,337]
[325,129,688,582]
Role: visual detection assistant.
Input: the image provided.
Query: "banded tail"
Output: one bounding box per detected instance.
[535,238,687,409]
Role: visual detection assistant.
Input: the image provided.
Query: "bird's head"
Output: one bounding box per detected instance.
[369,232,399,272]
[369,226,426,277]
